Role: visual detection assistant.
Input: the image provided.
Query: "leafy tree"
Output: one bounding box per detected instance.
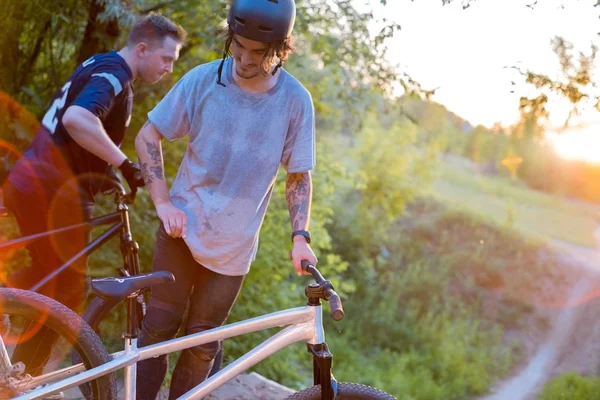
[512,36,598,130]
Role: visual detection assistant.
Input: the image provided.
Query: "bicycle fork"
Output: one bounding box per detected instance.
[306,284,338,400]
[308,343,337,400]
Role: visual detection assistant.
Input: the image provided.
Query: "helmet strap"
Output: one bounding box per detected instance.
[217,34,234,87]
[272,60,283,76]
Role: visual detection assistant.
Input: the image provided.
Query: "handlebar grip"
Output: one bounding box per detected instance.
[325,288,344,321]
[301,259,311,272]
[301,260,326,282]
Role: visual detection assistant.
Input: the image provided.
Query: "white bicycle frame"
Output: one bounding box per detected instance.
[8,303,325,400]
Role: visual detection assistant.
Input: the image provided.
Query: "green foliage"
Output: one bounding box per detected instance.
[0,0,91,116]
[0,0,411,129]
[320,198,557,398]
[327,310,511,399]
[326,113,439,264]
[540,373,600,400]
[0,1,572,398]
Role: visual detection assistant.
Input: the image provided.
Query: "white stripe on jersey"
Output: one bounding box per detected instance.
[91,73,123,96]
[82,57,95,67]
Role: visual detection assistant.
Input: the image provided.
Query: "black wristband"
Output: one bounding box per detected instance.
[291,230,311,244]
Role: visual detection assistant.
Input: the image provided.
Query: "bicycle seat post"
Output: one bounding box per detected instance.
[113,185,143,400]
[112,184,144,339]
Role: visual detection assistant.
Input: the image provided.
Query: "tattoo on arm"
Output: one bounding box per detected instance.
[140,162,154,185]
[145,141,161,164]
[151,166,164,180]
[286,172,312,231]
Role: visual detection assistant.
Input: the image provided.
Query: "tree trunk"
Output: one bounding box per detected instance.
[77,0,121,65]
[16,20,52,92]
[0,2,27,95]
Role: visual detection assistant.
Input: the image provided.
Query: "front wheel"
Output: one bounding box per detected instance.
[285,382,397,400]
[0,288,116,399]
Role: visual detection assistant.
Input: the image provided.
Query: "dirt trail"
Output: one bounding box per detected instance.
[482,226,600,400]
[483,279,596,400]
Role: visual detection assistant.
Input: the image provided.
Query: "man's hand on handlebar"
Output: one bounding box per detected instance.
[118,159,146,191]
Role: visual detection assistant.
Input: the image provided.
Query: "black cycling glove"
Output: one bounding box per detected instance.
[118,159,146,190]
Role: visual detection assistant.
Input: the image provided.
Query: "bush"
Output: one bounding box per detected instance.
[540,373,600,400]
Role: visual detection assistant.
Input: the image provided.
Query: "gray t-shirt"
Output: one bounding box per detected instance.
[148,58,315,276]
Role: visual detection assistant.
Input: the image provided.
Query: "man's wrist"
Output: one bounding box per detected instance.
[155,198,173,207]
[118,157,133,171]
[115,154,128,168]
[291,230,311,244]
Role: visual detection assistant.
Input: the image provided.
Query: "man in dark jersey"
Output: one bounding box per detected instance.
[2,13,186,374]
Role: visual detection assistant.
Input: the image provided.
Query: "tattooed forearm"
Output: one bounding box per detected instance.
[135,121,171,205]
[141,138,164,182]
[140,162,154,185]
[145,141,161,164]
[286,172,312,231]
[151,166,164,180]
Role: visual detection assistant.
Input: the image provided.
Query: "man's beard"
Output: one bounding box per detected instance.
[236,65,260,79]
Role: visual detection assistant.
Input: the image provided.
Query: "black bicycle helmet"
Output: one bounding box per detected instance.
[227,0,296,43]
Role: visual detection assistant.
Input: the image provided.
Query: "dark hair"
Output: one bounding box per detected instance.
[127,12,187,48]
[216,26,295,86]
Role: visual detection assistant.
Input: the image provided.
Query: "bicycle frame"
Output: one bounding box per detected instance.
[12,304,326,400]
[0,186,144,335]
[0,188,147,398]
[1,212,122,288]
[1,201,141,288]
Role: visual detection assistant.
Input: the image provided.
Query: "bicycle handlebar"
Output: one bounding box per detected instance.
[99,178,138,205]
[301,260,344,321]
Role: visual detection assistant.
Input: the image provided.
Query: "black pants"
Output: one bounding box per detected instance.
[3,179,92,374]
[136,225,245,400]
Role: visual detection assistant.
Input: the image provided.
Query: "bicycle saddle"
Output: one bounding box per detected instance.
[91,271,175,300]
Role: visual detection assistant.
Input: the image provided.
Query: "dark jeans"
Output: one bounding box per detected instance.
[136,225,245,400]
[3,179,93,374]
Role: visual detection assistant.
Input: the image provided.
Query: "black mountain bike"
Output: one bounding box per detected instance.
[0,181,222,381]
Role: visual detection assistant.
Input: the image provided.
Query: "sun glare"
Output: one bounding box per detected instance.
[549,126,600,164]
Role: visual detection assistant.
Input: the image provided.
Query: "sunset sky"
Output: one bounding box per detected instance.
[365,0,600,161]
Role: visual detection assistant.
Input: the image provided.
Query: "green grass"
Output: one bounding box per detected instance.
[540,373,600,400]
[426,159,600,247]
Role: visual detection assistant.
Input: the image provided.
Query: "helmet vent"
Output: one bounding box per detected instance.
[234,16,246,25]
[268,0,279,3]
[258,25,273,32]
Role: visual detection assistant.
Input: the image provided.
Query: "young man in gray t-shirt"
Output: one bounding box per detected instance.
[134,0,317,397]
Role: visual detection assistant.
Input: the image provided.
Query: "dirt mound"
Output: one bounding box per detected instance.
[481,236,600,400]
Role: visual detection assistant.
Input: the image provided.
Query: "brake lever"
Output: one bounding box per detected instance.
[124,186,138,205]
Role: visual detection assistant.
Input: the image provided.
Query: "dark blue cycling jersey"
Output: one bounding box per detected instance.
[9,51,134,198]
